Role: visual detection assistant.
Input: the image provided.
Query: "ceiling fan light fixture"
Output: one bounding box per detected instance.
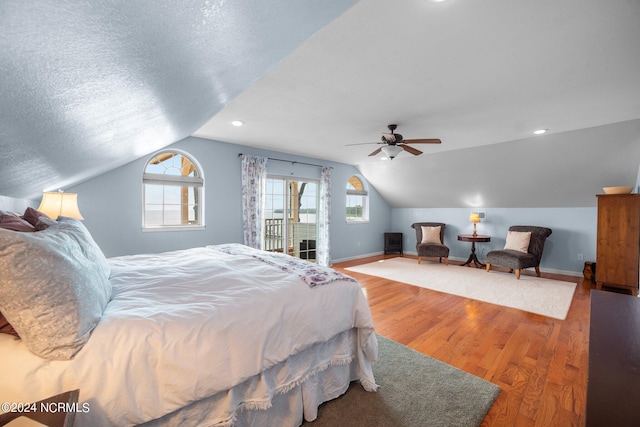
[381,145,403,159]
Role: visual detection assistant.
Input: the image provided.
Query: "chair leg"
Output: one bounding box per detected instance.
[485,263,491,272]
[515,269,521,279]
[438,257,442,263]
[444,257,448,266]
[418,256,422,264]
[535,266,541,277]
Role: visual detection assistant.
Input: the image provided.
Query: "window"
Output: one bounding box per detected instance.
[143,150,204,230]
[346,175,368,223]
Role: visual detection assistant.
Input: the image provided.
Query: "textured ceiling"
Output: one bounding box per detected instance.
[194,0,640,206]
[196,0,640,161]
[1,0,639,207]
[0,0,357,199]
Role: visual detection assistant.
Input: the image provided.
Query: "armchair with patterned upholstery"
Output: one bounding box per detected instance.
[411,222,450,265]
[485,225,552,279]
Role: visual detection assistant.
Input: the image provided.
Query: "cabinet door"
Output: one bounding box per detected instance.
[596,196,640,287]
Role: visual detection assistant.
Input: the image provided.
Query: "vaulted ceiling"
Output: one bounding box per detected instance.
[2,0,639,206]
[0,0,357,199]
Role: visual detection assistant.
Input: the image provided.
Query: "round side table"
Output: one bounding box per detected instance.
[457,234,491,268]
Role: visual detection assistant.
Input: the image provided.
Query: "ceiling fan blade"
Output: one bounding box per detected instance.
[368,147,382,157]
[401,144,423,156]
[403,138,442,144]
[345,142,383,146]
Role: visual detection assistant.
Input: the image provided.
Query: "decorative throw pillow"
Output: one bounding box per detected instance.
[421,226,442,244]
[0,217,112,359]
[36,216,58,231]
[0,311,19,337]
[0,214,36,232]
[504,231,532,253]
[22,207,50,227]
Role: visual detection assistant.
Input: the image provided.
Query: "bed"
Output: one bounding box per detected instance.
[0,212,378,426]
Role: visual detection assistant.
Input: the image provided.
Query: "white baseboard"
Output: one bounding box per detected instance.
[331,251,384,265]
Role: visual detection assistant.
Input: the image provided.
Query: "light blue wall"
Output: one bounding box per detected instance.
[392,207,597,275]
[0,195,36,213]
[67,136,392,260]
[9,131,605,274]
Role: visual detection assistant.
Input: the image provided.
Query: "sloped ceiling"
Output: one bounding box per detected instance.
[0,0,357,199]
[1,0,639,207]
[194,0,640,207]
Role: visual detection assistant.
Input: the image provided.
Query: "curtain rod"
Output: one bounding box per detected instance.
[237,153,331,169]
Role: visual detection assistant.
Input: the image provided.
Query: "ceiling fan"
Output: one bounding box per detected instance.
[348,124,441,159]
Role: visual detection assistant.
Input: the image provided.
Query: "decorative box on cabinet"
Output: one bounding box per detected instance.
[384,232,403,255]
[595,194,640,296]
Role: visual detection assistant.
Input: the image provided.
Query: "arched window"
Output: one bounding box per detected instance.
[346,175,369,223]
[143,150,204,230]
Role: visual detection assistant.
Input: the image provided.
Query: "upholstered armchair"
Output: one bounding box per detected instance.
[485,225,552,279]
[411,222,450,265]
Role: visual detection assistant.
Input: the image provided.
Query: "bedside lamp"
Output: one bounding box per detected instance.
[37,190,84,220]
[469,212,481,237]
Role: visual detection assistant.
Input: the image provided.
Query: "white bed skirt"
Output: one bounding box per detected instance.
[138,328,372,427]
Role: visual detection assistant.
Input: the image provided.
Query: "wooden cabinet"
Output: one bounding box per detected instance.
[596,194,640,295]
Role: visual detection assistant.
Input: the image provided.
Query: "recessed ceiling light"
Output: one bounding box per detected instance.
[231,120,244,127]
[533,129,548,135]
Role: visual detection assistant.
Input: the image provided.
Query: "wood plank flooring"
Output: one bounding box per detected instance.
[333,254,592,427]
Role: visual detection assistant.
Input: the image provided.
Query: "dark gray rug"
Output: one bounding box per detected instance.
[307,335,500,427]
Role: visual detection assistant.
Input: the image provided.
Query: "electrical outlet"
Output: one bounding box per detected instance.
[577,254,584,261]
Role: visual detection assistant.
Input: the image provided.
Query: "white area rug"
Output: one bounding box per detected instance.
[345,257,577,320]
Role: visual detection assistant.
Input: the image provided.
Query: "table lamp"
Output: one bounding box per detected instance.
[37,190,84,220]
[469,212,481,237]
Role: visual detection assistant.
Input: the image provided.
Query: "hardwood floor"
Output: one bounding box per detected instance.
[333,254,592,427]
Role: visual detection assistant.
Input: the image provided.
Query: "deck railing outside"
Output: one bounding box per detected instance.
[264,218,285,252]
[264,218,316,260]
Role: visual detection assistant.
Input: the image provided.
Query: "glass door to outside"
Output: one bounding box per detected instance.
[264,177,318,262]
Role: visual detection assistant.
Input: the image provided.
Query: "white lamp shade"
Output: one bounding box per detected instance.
[381,145,403,159]
[37,192,84,220]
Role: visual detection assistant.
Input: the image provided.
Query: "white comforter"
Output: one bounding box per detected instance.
[0,245,377,426]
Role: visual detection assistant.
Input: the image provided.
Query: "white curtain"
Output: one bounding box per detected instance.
[241,155,268,249]
[317,166,331,266]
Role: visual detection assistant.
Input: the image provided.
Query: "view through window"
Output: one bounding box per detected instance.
[143,151,203,229]
[346,175,368,222]
[264,177,318,261]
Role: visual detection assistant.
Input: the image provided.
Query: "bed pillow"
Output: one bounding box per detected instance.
[421,226,441,244]
[22,207,50,227]
[0,311,19,337]
[504,231,532,253]
[56,217,112,279]
[0,214,36,232]
[36,216,58,231]
[0,218,112,360]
